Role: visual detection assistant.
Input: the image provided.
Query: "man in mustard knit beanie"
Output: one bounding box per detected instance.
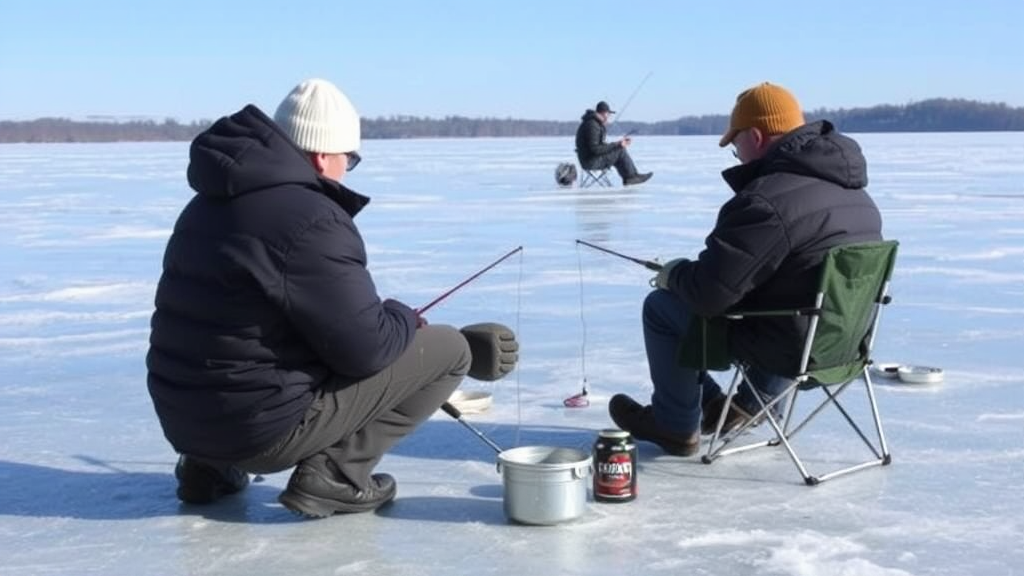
[609,82,884,456]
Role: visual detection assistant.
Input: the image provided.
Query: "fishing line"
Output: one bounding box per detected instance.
[513,248,525,447]
[564,242,591,408]
[567,239,662,407]
[421,246,525,448]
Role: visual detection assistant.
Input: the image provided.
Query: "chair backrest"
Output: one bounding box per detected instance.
[805,241,899,385]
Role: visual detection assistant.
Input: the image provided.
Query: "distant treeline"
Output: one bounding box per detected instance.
[2,99,1022,143]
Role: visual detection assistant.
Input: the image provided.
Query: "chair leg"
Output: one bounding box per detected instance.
[754,392,817,484]
[703,370,800,464]
[580,169,612,188]
[702,367,891,485]
[703,369,744,458]
[703,367,783,461]
[863,370,892,463]
[805,372,892,483]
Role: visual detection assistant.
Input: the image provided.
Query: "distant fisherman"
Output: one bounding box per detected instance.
[575,100,653,186]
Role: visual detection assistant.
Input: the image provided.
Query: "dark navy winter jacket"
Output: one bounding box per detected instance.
[661,121,883,376]
[575,110,619,168]
[146,105,417,461]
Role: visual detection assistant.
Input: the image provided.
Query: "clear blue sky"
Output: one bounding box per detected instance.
[2,0,1022,122]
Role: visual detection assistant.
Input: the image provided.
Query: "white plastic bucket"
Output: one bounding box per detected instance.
[496,446,591,525]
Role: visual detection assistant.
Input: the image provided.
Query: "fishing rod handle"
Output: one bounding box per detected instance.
[441,401,461,419]
[442,402,504,454]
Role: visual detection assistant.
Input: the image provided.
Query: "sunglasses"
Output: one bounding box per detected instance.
[346,151,362,171]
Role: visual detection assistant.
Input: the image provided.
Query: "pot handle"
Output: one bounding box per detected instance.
[572,464,592,480]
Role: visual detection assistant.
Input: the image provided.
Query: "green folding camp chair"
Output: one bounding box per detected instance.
[687,240,899,485]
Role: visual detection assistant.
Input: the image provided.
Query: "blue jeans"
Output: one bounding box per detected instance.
[642,289,792,434]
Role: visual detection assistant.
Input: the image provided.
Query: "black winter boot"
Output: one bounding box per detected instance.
[623,172,653,186]
[700,392,754,436]
[608,394,699,456]
[278,455,396,518]
[175,454,249,505]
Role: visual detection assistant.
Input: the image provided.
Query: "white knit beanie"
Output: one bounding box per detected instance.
[274,78,361,154]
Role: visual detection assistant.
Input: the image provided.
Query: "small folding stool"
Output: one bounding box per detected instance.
[579,167,613,188]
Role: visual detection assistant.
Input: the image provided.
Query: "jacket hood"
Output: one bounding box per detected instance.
[723,120,868,193]
[186,104,369,216]
[581,109,599,122]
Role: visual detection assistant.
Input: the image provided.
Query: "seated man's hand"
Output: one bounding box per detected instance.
[653,258,687,290]
[460,322,519,381]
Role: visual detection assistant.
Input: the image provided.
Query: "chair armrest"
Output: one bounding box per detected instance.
[724,307,821,320]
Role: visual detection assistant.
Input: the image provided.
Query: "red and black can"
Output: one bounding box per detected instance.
[593,428,637,502]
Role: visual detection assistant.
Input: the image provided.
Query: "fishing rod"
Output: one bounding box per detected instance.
[419,248,521,453]
[609,71,653,134]
[416,246,524,314]
[566,238,661,408]
[575,239,662,271]
[440,402,503,454]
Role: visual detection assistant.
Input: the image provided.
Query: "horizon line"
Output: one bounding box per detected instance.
[2,96,1023,125]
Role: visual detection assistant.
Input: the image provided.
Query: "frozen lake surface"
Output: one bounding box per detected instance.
[1,133,1023,575]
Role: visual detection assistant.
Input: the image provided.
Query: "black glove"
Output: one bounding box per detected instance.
[460,322,519,381]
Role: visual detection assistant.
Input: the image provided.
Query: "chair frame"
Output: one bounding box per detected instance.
[702,241,897,485]
[579,167,613,188]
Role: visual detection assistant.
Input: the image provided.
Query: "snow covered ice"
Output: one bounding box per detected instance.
[1,133,1022,575]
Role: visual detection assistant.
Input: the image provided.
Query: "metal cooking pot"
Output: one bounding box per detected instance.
[497,445,591,525]
[441,402,592,525]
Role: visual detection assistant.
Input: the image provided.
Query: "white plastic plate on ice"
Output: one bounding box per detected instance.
[897,365,944,384]
[871,363,902,379]
[447,390,493,414]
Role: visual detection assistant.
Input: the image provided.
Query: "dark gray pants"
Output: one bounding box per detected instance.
[238,324,470,489]
[583,147,638,180]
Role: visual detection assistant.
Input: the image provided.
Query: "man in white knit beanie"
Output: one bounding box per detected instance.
[273,78,362,181]
[147,78,486,518]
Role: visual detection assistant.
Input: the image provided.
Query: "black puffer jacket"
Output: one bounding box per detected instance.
[146,105,417,460]
[662,121,883,376]
[575,110,619,167]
